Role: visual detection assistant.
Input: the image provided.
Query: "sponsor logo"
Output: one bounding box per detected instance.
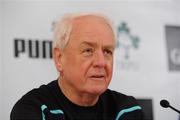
[115,22,140,70]
[166,25,180,71]
[14,38,52,59]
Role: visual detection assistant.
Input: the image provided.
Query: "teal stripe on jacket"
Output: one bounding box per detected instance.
[115,106,142,120]
[41,104,64,120]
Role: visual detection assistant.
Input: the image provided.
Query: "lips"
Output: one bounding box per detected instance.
[91,75,105,78]
[89,74,105,80]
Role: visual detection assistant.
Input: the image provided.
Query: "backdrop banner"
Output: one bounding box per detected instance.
[0,1,3,119]
[1,1,180,120]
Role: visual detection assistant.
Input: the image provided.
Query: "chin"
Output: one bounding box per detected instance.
[87,86,107,96]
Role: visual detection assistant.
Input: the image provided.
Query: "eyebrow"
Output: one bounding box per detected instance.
[80,41,95,47]
[80,41,115,50]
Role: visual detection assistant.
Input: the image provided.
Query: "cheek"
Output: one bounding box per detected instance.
[106,64,113,85]
[61,54,78,77]
[65,56,92,79]
[78,59,93,75]
[107,60,113,73]
[106,61,113,82]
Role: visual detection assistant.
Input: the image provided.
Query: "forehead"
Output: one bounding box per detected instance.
[69,15,115,46]
[72,15,113,33]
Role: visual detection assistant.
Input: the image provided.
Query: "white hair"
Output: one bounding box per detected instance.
[53,13,115,50]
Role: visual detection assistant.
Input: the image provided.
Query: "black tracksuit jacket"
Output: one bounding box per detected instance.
[11,80,144,120]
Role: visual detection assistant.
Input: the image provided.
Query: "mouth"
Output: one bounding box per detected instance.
[90,75,105,80]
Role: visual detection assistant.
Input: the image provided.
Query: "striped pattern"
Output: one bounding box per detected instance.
[115,106,142,120]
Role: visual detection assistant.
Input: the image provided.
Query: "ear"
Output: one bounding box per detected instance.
[53,47,63,72]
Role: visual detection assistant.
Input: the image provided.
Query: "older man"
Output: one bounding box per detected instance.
[11,13,144,120]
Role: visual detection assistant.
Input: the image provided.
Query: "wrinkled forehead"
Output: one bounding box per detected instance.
[70,15,115,42]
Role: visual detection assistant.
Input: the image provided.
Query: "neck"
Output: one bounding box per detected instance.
[58,78,99,106]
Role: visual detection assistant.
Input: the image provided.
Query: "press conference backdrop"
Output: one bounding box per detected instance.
[0,0,3,119]
[1,0,180,120]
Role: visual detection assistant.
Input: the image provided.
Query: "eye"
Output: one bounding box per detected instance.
[104,49,113,56]
[82,48,93,56]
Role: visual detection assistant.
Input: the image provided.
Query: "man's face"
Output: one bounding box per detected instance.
[60,16,115,95]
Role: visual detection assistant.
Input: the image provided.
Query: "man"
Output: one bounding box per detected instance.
[11,13,144,120]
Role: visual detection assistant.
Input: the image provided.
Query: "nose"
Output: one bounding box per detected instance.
[93,51,106,68]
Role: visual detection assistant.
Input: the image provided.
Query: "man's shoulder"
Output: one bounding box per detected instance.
[101,89,141,110]
[100,89,143,120]
[102,89,138,104]
[10,80,58,119]
[17,80,57,103]
[103,89,130,98]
